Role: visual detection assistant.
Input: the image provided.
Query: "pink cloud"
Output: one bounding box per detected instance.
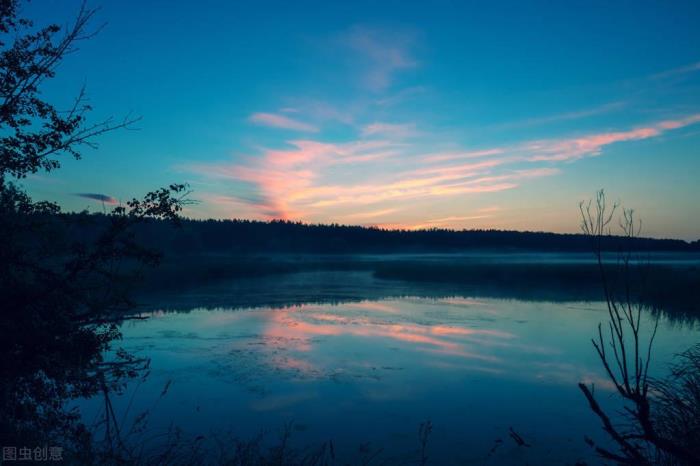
[188,139,400,219]
[249,112,319,132]
[185,112,700,225]
[301,167,556,209]
[188,144,551,220]
[527,114,700,161]
[406,158,505,177]
[656,113,700,129]
[262,306,508,364]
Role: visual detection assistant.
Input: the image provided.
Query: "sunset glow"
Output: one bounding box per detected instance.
[23,1,700,239]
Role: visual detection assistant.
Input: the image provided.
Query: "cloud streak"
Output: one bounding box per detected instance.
[249,112,319,132]
[650,60,700,80]
[491,102,626,131]
[527,114,700,161]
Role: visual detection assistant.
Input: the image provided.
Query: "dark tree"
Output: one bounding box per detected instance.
[0,0,189,452]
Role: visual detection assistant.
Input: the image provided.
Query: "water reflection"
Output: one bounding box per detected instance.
[94,288,699,465]
[166,298,637,388]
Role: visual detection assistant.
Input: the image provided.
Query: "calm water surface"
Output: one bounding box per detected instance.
[84,271,699,465]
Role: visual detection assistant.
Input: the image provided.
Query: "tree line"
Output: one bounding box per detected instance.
[49,213,700,255]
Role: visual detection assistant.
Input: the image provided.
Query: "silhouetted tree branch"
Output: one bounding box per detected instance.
[579,190,700,465]
[0,0,139,181]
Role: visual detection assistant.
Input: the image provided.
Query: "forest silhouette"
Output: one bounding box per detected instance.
[48,213,700,255]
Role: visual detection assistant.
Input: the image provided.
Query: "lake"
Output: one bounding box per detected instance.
[81,268,700,465]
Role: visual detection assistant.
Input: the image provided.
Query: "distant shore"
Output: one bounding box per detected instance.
[137,252,700,320]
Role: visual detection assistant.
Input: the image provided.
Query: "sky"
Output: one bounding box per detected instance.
[22,0,700,239]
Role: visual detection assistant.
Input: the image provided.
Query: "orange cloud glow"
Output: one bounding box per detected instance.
[185,113,700,227]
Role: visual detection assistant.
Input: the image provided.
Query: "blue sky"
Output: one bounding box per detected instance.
[22,0,700,239]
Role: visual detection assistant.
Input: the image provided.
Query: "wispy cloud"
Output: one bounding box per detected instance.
[491,102,626,131]
[295,100,356,125]
[75,193,118,205]
[650,60,700,80]
[362,122,418,138]
[527,113,700,161]
[249,112,319,132]
[341,25,418,92]
[375,86,426,107]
